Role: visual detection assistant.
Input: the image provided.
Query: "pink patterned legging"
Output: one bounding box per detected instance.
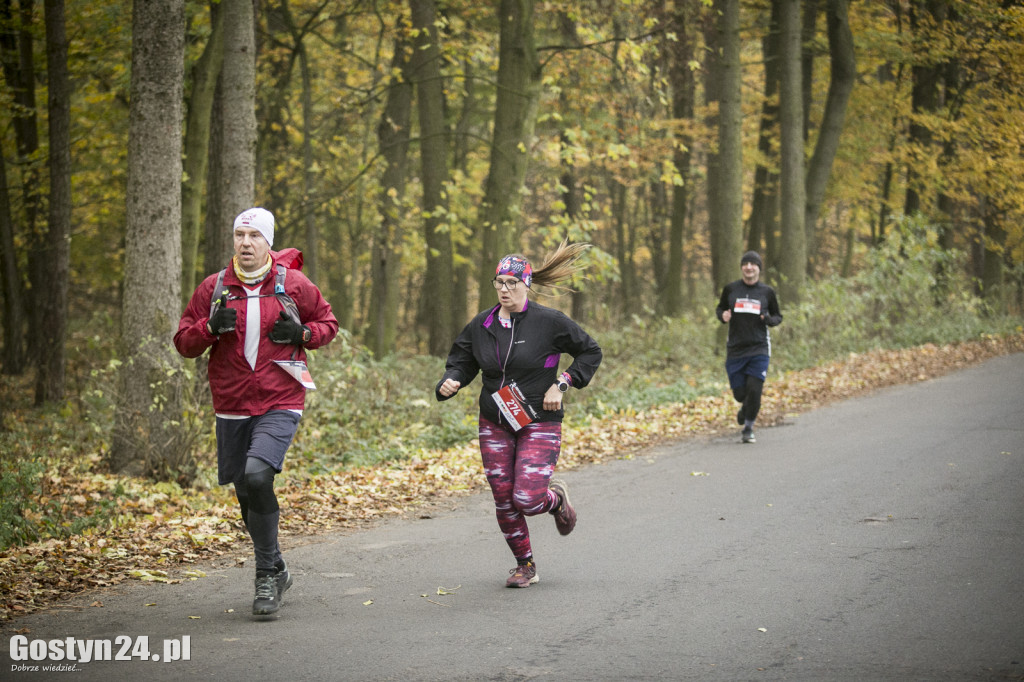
[478,416,563,561]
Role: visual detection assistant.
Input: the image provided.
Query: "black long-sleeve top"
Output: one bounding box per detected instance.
[435,300,602,424]
[715,279,783,358]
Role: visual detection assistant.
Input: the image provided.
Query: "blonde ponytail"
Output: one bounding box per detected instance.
[530,240,591,292]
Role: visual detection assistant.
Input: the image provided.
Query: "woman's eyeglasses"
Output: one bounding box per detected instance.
[492,278,520,291]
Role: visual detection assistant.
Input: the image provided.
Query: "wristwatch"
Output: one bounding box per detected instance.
[556,377,570,393]
[301,327,312,344]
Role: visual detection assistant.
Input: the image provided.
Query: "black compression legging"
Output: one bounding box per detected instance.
[234,457,282,571]
[732,375,765,423]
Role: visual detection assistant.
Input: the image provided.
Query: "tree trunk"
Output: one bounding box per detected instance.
[804,0,855,277]
[477,0,541,305]
[1,0,41,369]
[0,138,25,374]
[450,54,475,327]
[297,43,318,281]
[611,179,634,318]
[110,0,186,479]
[410,0,454,356]
[211,0,256,262]
[981,203,1006,312]
[202,82,227,273]
[747,0,781,261]
[181,1,224,305]
[35,0,71,404]
[801,0,819,140]
[904,0,946,216]
[706,0,743,293]
[663,0,696,317]
[368,34,412,358]
[777,0,807,303]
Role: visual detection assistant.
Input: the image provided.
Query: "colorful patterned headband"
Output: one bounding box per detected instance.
[496,255,532,288]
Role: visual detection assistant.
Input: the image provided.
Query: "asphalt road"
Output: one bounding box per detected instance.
[4,353,1023,682]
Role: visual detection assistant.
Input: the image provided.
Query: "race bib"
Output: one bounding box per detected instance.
[491,382,539,431]
[273,359,316,390]
[734,297,762,315]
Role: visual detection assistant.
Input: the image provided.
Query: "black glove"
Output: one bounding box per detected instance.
[207,295,236,335]
[270,311,310,345]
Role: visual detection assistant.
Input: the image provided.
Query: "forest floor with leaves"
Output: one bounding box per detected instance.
[2,332,1023,629]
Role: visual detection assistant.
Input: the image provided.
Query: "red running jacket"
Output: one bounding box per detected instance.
[174,248,339,415]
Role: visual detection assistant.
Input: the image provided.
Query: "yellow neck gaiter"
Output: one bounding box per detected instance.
[233,255,272,285]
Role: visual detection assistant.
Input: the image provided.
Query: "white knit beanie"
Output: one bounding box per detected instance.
[233,207,275,247]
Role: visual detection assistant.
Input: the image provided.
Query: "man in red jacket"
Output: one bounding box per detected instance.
[175,207,338,617]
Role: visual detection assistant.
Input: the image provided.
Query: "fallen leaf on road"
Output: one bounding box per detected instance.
[363,600,373,606]
[424,598,451,608]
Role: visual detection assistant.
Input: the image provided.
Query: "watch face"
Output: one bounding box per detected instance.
[558,381,569,392]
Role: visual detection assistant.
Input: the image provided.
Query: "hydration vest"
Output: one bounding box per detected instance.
[209,264,302,325]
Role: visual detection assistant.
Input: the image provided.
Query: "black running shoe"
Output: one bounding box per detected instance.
[741,428,756,444]
[275,560,293,605]
[737,406,746,425]
[253,572,280,615]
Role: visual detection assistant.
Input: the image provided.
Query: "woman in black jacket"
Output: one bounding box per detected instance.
[436,241,602,588]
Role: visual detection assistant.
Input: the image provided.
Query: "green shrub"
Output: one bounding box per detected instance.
[0,423,127,552]
[0,453,46,548]
[772,218,1019,373]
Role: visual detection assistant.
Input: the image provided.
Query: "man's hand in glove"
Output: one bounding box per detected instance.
[270,311,311,345]
[207,295,237,335]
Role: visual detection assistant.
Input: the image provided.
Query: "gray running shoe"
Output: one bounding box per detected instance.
[741,428,756,444]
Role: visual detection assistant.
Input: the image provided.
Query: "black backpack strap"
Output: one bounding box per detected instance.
[209,264,301,327]
[209,268,228,317]
[275,264,302,326]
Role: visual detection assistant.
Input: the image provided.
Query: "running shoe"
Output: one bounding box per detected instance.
[506,561,538,588]
[253,571,281,615]
[741,428,756,444]
[275,559,293,604]
[737,406,746,425]
[548,479,577,536]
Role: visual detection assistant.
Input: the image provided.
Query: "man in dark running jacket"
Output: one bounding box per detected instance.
[715,251,783,443]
